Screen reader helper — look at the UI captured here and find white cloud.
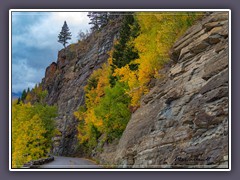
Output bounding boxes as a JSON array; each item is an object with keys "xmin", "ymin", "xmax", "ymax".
[
  {"xmin": 13, "ymin": 12, "xmax": 91, "ymax": 50},
  {"xmin": 12, "ymin": 12, "xmax": 91, "ymax": 92},
  {"xmin": 51, "ymin": 12, "xmax": 90, "ymax": 25}
]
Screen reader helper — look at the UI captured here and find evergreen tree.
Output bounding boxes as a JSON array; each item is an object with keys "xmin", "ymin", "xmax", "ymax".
[
  {"xmin": 112, "ymin": 14, "xmax": 139, "ymax": 69},
  {"xmin": 58, "ymin": 21, "xmax": 72, "ymax": 48},
  {"xmin": 87, "ymin": 12, "xmax": 109, "ymax": 31},
  {"xmin": 108, "ymin": 12, "xmax": 121, "ymax": 20},
  {"xmin": 17, "ymin": 97, "xmax": 21, "ymax": 104},
  {"xmin": 21, "ymin": 89, "xmax": 27, "ymax": 102},
  {"xmin": 109, "ymin": 14, "xmax": 140, "ymax": 86}
]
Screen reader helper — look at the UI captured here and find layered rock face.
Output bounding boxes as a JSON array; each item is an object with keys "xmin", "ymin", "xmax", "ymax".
[
  {"xmin": 114, "ymin": 12, "xmax": 229, "ymax": 168},
  {"xmin": 42, "ymin": 20, "xmax": 121, "ymax": 156}
]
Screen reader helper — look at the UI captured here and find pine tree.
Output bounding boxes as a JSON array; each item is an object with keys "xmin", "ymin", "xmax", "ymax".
[
  {"xmin": 108, "ymin": 12, "xmax": 121, "ymax": 20},
  {"xmin": 21, "ymin": 89, "xmax": 27, "ymax": 102},
  {"xmin": 109, "ymin": 14, "xmax": 140, "ymax": 86},
  {"xmin": 58, "ymin": 21, "xmax": 72, "ymax": 48},
  {"xmin": 87, "ymin": 12, "xmax": 109, "ymax": 31},
  {"xmin": 17, "ymin": 97, "xmax": 21, "ymax": 104},
  {"xmin": 112, "ymin": 14, "xmax": 139, "ymax": 70}
]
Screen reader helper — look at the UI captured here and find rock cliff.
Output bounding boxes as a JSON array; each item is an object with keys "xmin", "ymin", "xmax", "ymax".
[
  {"xmin": 98, "ymin": 12, "xmax": 229, "ymax": 168},
  {"xmin": 41, "ymin": 12, "xmax": 229, "ymax": 168},
  {"xmin": 42, "ymin": 19, "xmax": 121, "ymax": 156}
]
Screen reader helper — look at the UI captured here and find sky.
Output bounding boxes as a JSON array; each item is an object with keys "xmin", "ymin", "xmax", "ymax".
[{"xmin": 12, "ymin": 11, "xmax": 91, "ymax": 93}]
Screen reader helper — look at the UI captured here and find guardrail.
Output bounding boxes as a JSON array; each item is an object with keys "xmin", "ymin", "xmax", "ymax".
[{"xmin": 22, "ymin": 155, "xmax": 54, "ymax": 168}]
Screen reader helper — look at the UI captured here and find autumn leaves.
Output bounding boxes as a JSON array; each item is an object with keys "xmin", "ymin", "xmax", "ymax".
[{"xmin": 74, "ymin": 12, "xmax": 200, "ymax": 154}]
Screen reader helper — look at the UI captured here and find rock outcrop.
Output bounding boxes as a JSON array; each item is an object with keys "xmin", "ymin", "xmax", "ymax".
[
  {"xmin": 110, "ymin": 12, "xmax": 229, "ymax": 168},
  {"xmin": 41, "ymin": 19, "xmax": 122, "ymax": 156}
]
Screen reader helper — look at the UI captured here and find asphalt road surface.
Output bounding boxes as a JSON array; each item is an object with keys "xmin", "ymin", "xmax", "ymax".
[{"xmin": 39, "ymin": 156, "xmax": 100, "ymax": 168}]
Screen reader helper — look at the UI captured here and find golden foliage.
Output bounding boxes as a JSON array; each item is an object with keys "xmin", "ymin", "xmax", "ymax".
[
  {"xmin": 114, "ymin": 12, "xmax": 201, "ymax": 106},
  {"xmin": 75, "ymin": 62, "xmax": 111, "ymax": 144},
  {"xmin": 12, "ymin": 102, "xmax": 57, "ymax": 168},
  {"xmin": 74, "ymin": 12, "xmax": 201, "ymax": 151}
]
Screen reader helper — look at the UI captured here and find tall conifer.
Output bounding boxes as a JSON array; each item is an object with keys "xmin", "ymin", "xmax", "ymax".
[{"xmin": 58, "ymin": 21, "xmax": 72, "ymax": 48}]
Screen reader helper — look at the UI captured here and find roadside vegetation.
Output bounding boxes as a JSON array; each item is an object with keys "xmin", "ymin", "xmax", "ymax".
[{"xmin": 12, "ymin": 85, "xmax": 57, "ymax": 168}]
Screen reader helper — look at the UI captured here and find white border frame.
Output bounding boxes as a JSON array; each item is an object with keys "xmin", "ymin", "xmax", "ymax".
[{"xmin": 9, "ymin": 9, "xmax": 231, "ymax": 171}]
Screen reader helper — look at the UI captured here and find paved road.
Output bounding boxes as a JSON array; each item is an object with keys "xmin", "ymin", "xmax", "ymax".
[{"xmin": 39, "ymin": 156, "xmax": 100, "ymax": 168}]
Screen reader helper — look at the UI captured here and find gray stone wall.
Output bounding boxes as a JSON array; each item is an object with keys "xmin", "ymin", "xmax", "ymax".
[{"xmin": 112, "ymin": 12, "xmax": 229, "ymax": 168}]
